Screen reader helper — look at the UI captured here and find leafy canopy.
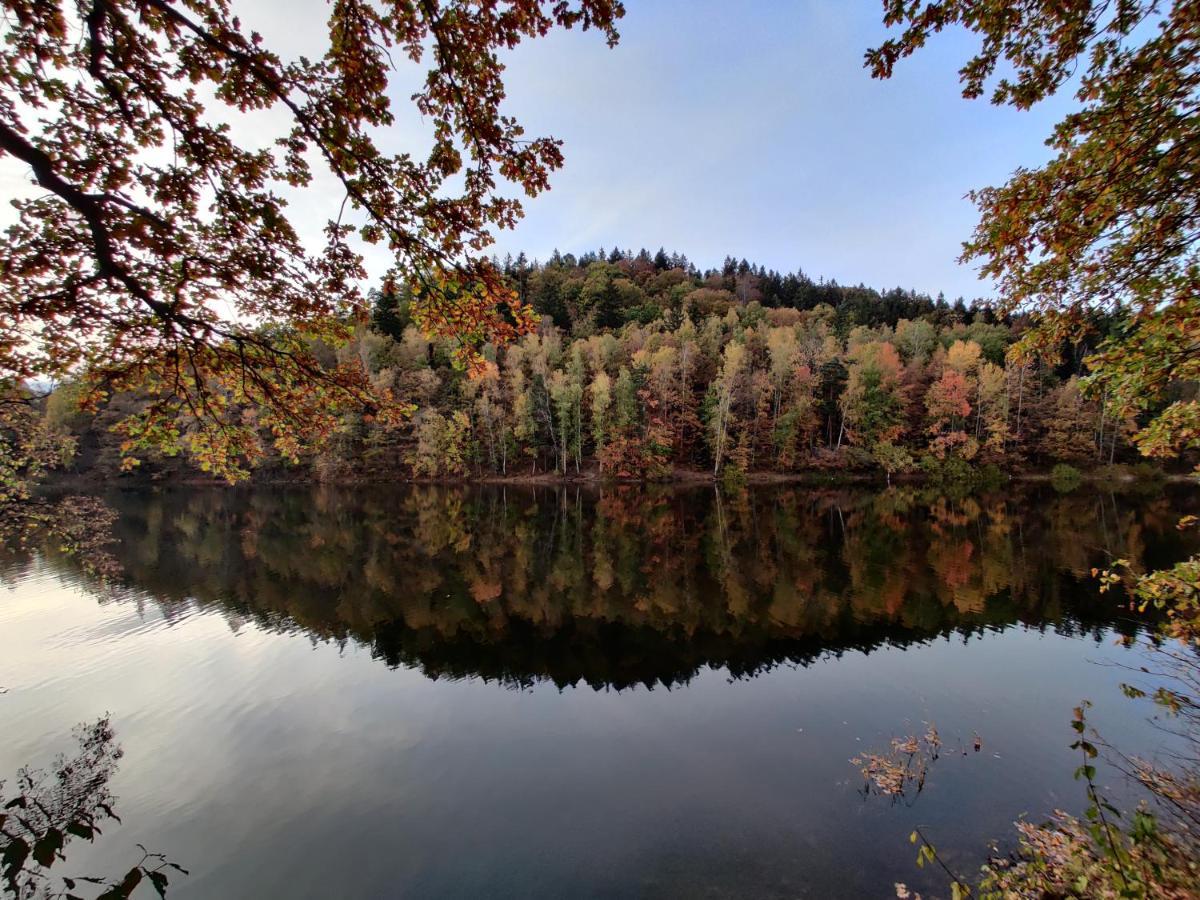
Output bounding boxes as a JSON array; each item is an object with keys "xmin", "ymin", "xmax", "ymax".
[
  {"xmin": 868, "ymin": 0, "xmax": 1200, "ymax": 459},
  {"xmin": 0, "ymin": 0, "xmax": 623, "ymax": 477}
]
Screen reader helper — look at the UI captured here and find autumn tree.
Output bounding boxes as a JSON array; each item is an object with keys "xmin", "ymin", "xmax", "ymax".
[
  {"xmin": 590, "ymin": 371, "xmax": 612, "ymax": 471},
  {"xmin": 868, "ymin": 0, "xmax": 1200, "ymax": 460},
  {"xmin": 0, "ymin": 0, "xmax": 623, "ymax": 481},
  {"xmin": 925, "ymin": 369, "xmax": 975, "ymax": 460},
  {"xmin": 549, "ymin": 368, "xmax": 584, "ymax": 474},
  {"xmin": 1037, "ymin": 377, "xmax": 1097, "ymax": 463},
  {"xmin": 708, "ymin": 340, "xmax": 747, "ymax": 475},
  {"xmin": 872, "ymin": 2, "xmax": 1200, "ymax": 892},
  {"xmin": 840, "ymin": 341, "xmax": 906, "ymax": 453}
]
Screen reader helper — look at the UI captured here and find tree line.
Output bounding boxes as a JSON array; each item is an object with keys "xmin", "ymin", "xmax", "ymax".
[{"xmin": 40, "ymin": 246, "xmax": 1177, "ymax": 483}]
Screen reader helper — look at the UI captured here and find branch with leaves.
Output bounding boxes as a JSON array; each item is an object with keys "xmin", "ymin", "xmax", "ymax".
[{"xmin": 0, "ymin": 0, "xmax": 623, "ymax": 479}]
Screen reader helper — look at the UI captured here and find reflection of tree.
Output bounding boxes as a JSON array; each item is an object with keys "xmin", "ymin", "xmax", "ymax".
[
  {"xmin": 0, "ymin": 495, "xmax": 119, "ymax": 583},
  {"xmin": 10, "ymin": 484, "xmax": 1196, "ymax": 690},
  {"xmin": 0, "ymin": 718, "xmax": 184, "ymax": 899}
]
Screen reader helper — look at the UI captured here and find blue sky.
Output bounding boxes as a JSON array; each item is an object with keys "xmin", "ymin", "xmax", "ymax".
[
  {"xmin": 485, "ymin": 0, "xmax": 1074, "ymax": 301},
  {"xmin": 0, "ymin": 1, "xmax": 1075, "ymax": 303}
]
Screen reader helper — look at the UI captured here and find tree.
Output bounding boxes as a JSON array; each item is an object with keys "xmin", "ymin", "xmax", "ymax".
[
  {"xmin": 872, "ymin": 5, "xmax": 1200, "ymax": 892},
  {"xmin": 868, "ymin": 0, "xmax": 1200, "ymax": 460},
  {"xmin": 407, "ymin": 410, "xmax": 470, "ymax": 477},
  {"xmin": 709, "ymin": 341, "xmax": 747, "ymax": 475},
  {"xmin": 549, "ymin": 368, "xmax": 584, "ymax": 473},
  {"xmin": 841, "ymin": 341, "xmax": 906, "ymax": 451},
  {"xmin": 894, "ymin": 318, "xmax": 937, "ymax": 366},
  {"xmin": 1037, "ymin": 377, "xmax": 1097, "ymax": 462},
  {"xmin": 872, "ymin": 441, "xmax": 914, "ymax": 485},
  {"xmin": 590, "ymin": 371, "xmax": 613, "ymax": 471},
  {"xmin": 369, "ymin": 284, "xmax": 412, "ymax": 342},
  {"xmin": 925, "ymin": 369, "xmax": 976, "ymax": 460},
  {"xmin": 0, "ymin": 0, "xmax": 624, "ymax": 480},
  {"xmin": 975, "ymin": 360, "xmax": 1010, "ymax": 456}
]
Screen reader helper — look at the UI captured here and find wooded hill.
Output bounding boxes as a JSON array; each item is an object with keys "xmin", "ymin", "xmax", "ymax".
[{"xmin": 42, "ymin": 247, "xmax": 1179, "ymax": 482}]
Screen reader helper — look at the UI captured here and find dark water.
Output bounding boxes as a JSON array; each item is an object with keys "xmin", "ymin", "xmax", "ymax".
[{"xmin": 1, "ymin": 483, "xmax": 1196, "ymax": 898}]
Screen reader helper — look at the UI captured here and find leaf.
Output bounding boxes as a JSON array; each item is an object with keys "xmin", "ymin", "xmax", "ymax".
[
  {"xmin": 32, "ymin": 826, "xmax": 63, "ymax": 866},
  {"xmin": 148, "ymin": 869, "xmax": 169, "ymax": 898},
  {"xmin": 2, "ymin": 836, "xmax": 29, "ymax": 881},
  {"xmin": 98, "ymin": 802, "xmax": 121, "ymax": 824}
]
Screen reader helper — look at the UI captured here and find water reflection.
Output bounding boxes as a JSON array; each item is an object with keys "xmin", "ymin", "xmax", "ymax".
[
  {"xmin": 8, "ymin": 483, "xmax": 1192, "ymax": 690},
  {"xmin": 0, "ymin": 717, "xmax": 185, "ymax": 899}
]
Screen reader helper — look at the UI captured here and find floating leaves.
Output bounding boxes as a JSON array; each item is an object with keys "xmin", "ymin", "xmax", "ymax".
[{"xmin": 852, "ymin": 725, "xmax": 945, "ymax": 801}]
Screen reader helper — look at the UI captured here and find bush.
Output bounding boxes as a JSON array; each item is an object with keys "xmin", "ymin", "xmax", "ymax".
[
  {"xmin": 1133, "ymin": 461, "xmax": 1166, "ymax": 481},
  {"xmin": 919, "ymin": 453, "xmax": 975, "ymax": 485},
  {"xmin": 1050, "ymin": 462, "xmax": 1082, "ymax": 493},
  {"xmin": 975, "ymin": 463, "xmax": 1006, "ymax": 490}
]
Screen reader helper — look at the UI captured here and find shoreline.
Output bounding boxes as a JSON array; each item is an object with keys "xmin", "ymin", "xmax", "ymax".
[{"xmin": 41, "ymin": 466, "xmax": 1197, "ymax": 491}]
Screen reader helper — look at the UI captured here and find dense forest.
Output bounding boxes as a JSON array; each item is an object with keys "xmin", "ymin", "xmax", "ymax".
[{"xmin": 43, "ymin": 247, "xmax": 1173, "ymax": 484}]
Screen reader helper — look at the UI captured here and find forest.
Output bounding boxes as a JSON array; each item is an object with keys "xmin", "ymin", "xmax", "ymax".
[
  {"xmin": 41, "ymin": 247, "xmax": 1172, "ymax": 485},
  {"xmin": 5, "ymin": 0, "xmax": 1200, "ymax": 896}
]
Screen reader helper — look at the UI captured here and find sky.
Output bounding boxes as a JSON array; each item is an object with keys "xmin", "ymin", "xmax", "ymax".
[
  {"xmin": 483, "ymin": 0, "xmax": 1074, "ymax": 300},
  {"xmin": 0, "ymin": 0, "xmax": 1076, "ymax": 303}
]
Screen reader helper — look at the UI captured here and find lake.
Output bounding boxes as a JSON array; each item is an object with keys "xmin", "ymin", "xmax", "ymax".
[{"xmin": 1, "ymin": 482, "xmax": 1196, "ymax": 898}]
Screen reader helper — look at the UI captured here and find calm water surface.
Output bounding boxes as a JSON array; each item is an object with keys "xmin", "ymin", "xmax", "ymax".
[{"xmin": 1, "ymin": 483, "xmax": 1196, "ymax": 898}]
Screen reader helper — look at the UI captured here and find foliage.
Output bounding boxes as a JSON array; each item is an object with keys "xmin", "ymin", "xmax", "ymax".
[
  {"xmin": 842, "ymin": 341, "xmax": 906, "ymax": 450},
  {"xmin": 41, "ymin": 264, "xmax": 1175, "ymax": 483},
  {"xmin": 0, "ymin": 393, "xmax": 118, "ymax": 577},
  {"xmin": 407, "ymin": 410, "xmax": 471, "ymax": 478},
  {"xmin": 1050, "ymin": 463, "xmax": 1083, "ymax": 494},
  {"xmin": 873, "ymin": 442, "xmax": 915, "ymax": 484},
  {"xmin": 871, "ymin": 4, "xmax": 1200, "ymax": 895},
  {"xmin": 0, "ymin": 717, "xmax": 186, "ymax": 898},
  {"xmin": 971, "ymin": 703, "xmax": 1200, "ymax": 899},
  {"xmin": 852, "ymin": 725, "xmax": 942, "ymax": 801},
  {"xmin": 868, "ymin": 0, "xmax": 1200, "ymax": 474},
  {"xmin": 0, "ymin": 0, "xmax": 624, "ymax": 479}
]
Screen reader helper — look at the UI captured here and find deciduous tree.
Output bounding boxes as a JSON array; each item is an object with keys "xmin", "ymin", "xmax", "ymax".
[{"xmin": 0, "ymin": 0, "xmax": 623, "ymax": 479}]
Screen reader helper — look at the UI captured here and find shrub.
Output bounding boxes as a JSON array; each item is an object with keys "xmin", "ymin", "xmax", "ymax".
[{"xmin": 1050, "ymin": 462, "xmax": 1082, "ymax": 493}]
